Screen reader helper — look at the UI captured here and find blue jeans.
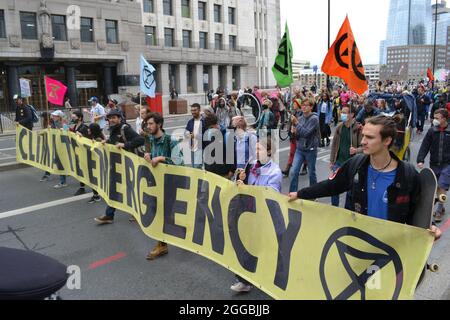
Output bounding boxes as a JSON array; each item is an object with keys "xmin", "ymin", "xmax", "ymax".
[
  {"xmin": 289, "ymin": 149, "xmax": 318, "ymax": 193},
  {"xmin": 191, "ymin": 150, "xmax": 203, "ymax": 169},
  {"xmin": 330, "ymin": 163, "xmax": 352, "ymax": 209},
  {"xmin": 60, "ymin": 175, "xmax": 66, "ymax": 184},
  {"xmin": 105, "ymin": 206, "xmax": 116, "ymax": 219}
]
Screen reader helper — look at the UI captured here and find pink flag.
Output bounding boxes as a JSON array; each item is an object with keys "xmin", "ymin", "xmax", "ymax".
[{"xmin": 45, "ymin": 76, "xmax": 67, "ymax": 106}]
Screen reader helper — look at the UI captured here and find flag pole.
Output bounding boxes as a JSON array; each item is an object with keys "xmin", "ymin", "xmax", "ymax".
[
  {"xmin": 44, "ymin": 75, "xmax": 49, "ymax": 129},
  {"xmin": 432, "ymin": 0, "xmax": 438, "ymax": 90},
  {"xmin": 326, "ymin": 0, "xmax": 331, "ymax": 93}
]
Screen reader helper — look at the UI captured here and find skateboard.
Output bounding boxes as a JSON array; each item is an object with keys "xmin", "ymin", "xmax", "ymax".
[{"xmin": 412, "ymin": 168, "xmax": 441, "ymax": 286}]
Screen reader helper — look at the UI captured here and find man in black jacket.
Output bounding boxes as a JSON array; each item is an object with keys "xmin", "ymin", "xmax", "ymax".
[
  {"xmin": 14, "ymin": 95, "xmax": 33, "ymax": 131},
  {"xmin": 416, "ymin": 86, "xmax": 431, "ymax": 134},
  {"xmin": 289, "ymin": 115, "xmax": 441, "ymax": 240},
  {"xmin": 418, "ymin": 109, "xmax": 450, "ymax": 223},
  {"xmin": 70, "ymin": 110, "xmax": 90, "ymax": 196},
  {"xmin": 95, "ymin": 109, "xmax": 145, "ymax": 224}
]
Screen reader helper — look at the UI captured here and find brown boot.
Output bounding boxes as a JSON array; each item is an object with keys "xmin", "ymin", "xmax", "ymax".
[{"xmin": 146, "ymin": 242, "xmax": 168, "ymax": 260}]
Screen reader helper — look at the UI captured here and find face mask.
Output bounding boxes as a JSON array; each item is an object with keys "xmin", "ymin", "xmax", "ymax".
[
  {"xmin": 341, "ymin": 114, "xmax": 348, "ymax": 122},
  {"xmin": 433, "ymin": 120, "xmax": 441, "ymax": 127}
]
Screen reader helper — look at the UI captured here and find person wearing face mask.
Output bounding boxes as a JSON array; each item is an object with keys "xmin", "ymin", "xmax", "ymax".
[
  {"xmin": 418, "ymin": 109, "xmax": 450, "ymax": 223},
  {"xmin": 329, "ymin": 105, "xmax": 363, "ymax": 208}
]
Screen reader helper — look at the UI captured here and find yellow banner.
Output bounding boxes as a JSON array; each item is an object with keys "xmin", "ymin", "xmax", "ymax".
[{"xmin": 16, "ymin": 126, "xmax": 434, "ymax": 300}]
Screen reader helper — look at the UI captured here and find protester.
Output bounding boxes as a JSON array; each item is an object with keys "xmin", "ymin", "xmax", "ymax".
[
  {"xmin": 289, "ymin": 115, "xmax": 442, "ymax": 241},
  {"xmin": 417, "ymin": 109, "xmax": 450, "ymax": 223},
  {"xmin": 317, "ymin": 92, "xmax": 333, "ymax": 147},
  {"xmin": 50, "ymin": 110, "xmax": 69, "ymax": 189},
  {"xmin": 329, "ymin": 105, "xmax": 362, "ymax": 208},
  {"xmin": 95, "ymin": 109, "xmax": 144, "ymax": 225},
  {"xmin": 70, "ymin": 110, "xmax": 90, "ymax": 196},
  {"xmin": 14, "ymin": 95, "xmax": 33, "ymax": 131},
  {"xmin": 185, "ymin": 103, "xmax": 206, "ymax": 169},
  {"xmin": 143, "ymin": 112, "xmax": 183, "ymax": 260},
  {"xmin": 289, "ymin": 98, "xmax": 320, "ymax": 193},
  {"xmin": 232, "ymin": 137, "xmax": 282, "ymax": 293},
  {"xmin": 89, "ymin": 97, "xmax": 107, "ymax": 131}
]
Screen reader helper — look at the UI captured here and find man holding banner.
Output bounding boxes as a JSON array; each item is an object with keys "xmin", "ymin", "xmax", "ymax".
[
  {"xmin": 143, "ymin": 112, "xmax": 183, "ymax": 260},
  {"xmin": 289, "ymin": 115, "xmax": 442, "ymax": 240},
  {"xmin": 95, "ymin": 109, "xmax": 145, "ymax": 225}
]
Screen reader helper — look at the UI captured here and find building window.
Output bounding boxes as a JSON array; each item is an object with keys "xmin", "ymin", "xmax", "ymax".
[
  {"xmin": 105, "ymin": 20, "xmax": 118, "ymax": 43},
  {"xmin": 143, "ymin": 0, "xmax": 154, "ymax": 13},
  {"xmin": 215, "ymin": 33, "xmax": 222, "ymax": 50},
  {"xmin": 229, "ymin": 35, "xmax": 236, "ymax": 51},
  {"xmin": 181, "ymin": 0, "xmax": 190, "ymax": 18},
  {"xmin": 187, "ymin": 65, "xmax": 195, "ymax": 92},
  {"xmin": 80, "ymin": 17, "xmax": 94, "ymax": 42},
  {"xmin": 145, "ymin": 26, "xmax": 156, "ymax": 46},
  {"xmin": 163, "ymin": 0, "xmax": 173, "ymax": 16},
  {"xmin": 214, "ymin": 4, "xmax": 221, "ymax": 23},
  {"xmin": 165, "ymin": 28, "xmax": 174, "ymax": 47},
  {"xmin": 183, "ymin": 30, "xmax": 192, "ymax": 48},
  {"xmin": 0, "ymin": 10, "xmax": 5, "ymax": 38},
  {"xmin": 20, "ymin": 12, "xmax": 37, "ymax": 40},
  {"xmin": 199, "ymin": 32, "xmax": 208, "ymax": 49},
  {"xmin": 51, "ymin": 15, "xmax": 67, "ymax": 41},
  {"xmin": 198, "ymin": 1, "xmax": 207, "ymax": 20},
  {"xmin": 228, "ymin": 7, "xmax": 236, "ymax": 25}
]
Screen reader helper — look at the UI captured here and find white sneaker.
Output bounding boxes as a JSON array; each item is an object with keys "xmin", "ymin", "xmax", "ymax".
[
  {"xmin": 230, "ymin": 282, "xmax": 252, "ymax": 293},
  {"xmin": 54, "ymin": 183, "xmax": 68, "ymax": 189}
]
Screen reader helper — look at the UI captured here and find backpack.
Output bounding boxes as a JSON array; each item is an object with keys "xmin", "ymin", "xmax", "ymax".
[
  {"xmin": 120, "ymin": 124, "xmax": 145, "ymax": 157},
  {"xmin": 28, "ymin": 105, "xmax": 39, "ymax": 123}
]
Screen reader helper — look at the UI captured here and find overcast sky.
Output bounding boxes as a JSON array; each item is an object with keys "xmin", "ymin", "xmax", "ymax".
[{"xmin": 280, "ymin": 0, "xmax": 391, "ymax": 67}]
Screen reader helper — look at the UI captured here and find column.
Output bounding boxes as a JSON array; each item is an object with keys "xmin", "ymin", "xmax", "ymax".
[
  {"xmin": 211, "ymin": 65, "xmax": 219, "ymax": 91},
  {"xmin": 103, "ymin": 63, "xmax": 115, "ymax": 98},
  {"xmin": 195, "ymin": 64, "xmax": 203, "ymax": 94},
  {"xmin": 178, "ymin": 64, "xmax": 187, "ymax": 95},
  {"xmin": 160, "ymin": 64, "xmax": 170, "ymax": 96},
  {"xmin": 65, "ymin": 63, "xmax": 78, "ymax": 108},
  {"xmin": 226, "ymin": 66, "xmax": 233, "ymax": 92},
  {"xmin": 6, "ymin": 64, "xmax": 19, "ymax": 111}
]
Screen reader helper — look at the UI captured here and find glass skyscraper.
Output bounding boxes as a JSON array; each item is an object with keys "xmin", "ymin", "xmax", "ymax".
[{"xmin": 380, "ymin": 0, "xmax": 432, "ymax": 64}]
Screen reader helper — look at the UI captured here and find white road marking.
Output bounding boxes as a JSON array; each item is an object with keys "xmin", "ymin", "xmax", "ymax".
[
  {"xmin": 0, "ymin": 147, "xmax": 16, "ymax": 151},
  {"xmin": 0, "ymin": 193, "xmax": 93, "ymax": 220}
]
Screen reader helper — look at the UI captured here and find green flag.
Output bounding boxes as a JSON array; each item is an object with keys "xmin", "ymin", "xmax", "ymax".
[{"xmin": 272, "ymin": 23, "xmax": 293, "ymax": 88}]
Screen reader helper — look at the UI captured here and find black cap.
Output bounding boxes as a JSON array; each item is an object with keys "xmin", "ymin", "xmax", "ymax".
[{"xmin": 107, "ymin": 109, "xmax": 123, "ymax": 118}]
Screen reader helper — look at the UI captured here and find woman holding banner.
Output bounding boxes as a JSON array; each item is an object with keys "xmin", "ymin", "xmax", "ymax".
[{"xmin": 232, "ymin": 138, "xmax": 282, "ymax": 293}]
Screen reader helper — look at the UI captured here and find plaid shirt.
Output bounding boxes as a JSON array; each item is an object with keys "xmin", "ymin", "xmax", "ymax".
[{"xmin": 148, "ymin": 133, "xmax": 183, "ymax": 166}]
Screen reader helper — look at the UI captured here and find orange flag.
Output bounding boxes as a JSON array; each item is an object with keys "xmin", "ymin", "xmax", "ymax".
[
  {"xmin": 427, "ymin": 68, "xmax": 435, "ymax": 82},
  {"xmin": 322, "ymin": 16, "xmax": 368, "ymax": 95}
]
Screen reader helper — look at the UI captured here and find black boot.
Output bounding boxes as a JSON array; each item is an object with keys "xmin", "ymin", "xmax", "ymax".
[
  {"xmin": 282, "ymin": 165, "xmax": 291, "ymax": 177},
  {"xmin": 300, "ymin": 164, "xmax": 308, "ymax": 176}
]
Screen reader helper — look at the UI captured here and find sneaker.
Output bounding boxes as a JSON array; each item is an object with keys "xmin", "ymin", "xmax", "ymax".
[
  {"xmin": 230, "ymin": 282, "xmax": 252, "ymax": 293},
  {"xmin": 74, "ymin": 188, "xmax": 86, "ymax": 196},
  {"xmin": 88, "ymin": 196, "xmax": 101, "ymax": 204},
  {"xmin": 94, "ymin": 215, "xmax": 114, "ymax": 224},
  {"xmin": 40, "ymin": 175, "xmax": 49, "ymax": 182},
  {"xmin": 53, "ymin": 183, "xmax": 68, "ymax": 189},
  {"xmin": 146, "ymin": 242, "xmax": 168, "ymax": 260},
  {"xmin": 434, "ymin": 211, "xmax": 444, "ymax": 223}
]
